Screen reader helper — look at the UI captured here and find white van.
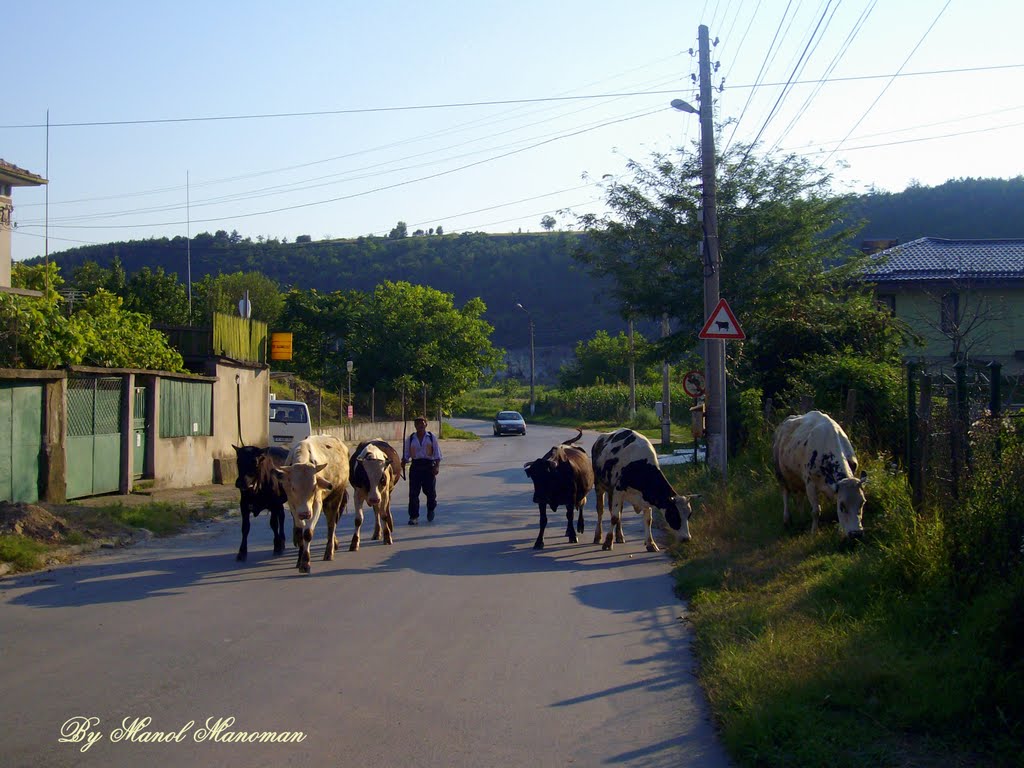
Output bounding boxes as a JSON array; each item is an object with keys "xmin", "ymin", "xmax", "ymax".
[{"xmin": 268, "ymin": 399, "xmax": 312, "ymax": 448}]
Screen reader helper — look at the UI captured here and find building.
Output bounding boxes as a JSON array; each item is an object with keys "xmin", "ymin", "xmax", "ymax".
[
  {"xmin": 0, "ymin": 159, "xmax": 47, "ymax": 292},
  {"xmin": 862, "ymin": 237, "xmax": 1024, "ymax": 372}
]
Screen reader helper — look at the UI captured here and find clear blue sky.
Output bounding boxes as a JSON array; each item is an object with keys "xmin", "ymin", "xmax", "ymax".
[{"xmin": 6, "ymin": 0, "xmax": 1023, "ymax": 263}]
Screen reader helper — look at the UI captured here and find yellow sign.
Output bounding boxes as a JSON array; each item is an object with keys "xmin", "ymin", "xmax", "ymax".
[{"xmin": 270, "ymin": 332, "xmax": 293, "ymax": 361}]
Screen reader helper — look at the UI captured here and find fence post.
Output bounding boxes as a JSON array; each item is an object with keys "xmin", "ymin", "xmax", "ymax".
[
  {"xmin": 951, "ymin": 362, "xmax": 969, "ymax": 498},
  {"xmin": 844, "ymin": 388, "xmax": 858, "ymax": 427},
  {"xmin": 906, "ymin": 361, "xmax": 917, "ymax": 491},
  {"xmin": 916, "ymin": 372, "xmax": 931, "ymax": 511},
  {"xmin": 988, "ymin": 361, "xmax": 1002, "ymax": 418}
]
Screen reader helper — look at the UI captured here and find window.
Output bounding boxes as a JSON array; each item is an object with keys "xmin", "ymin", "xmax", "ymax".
[{"xmin": 941, "ymin": 292, "xmax": 959, "ymax": 333}]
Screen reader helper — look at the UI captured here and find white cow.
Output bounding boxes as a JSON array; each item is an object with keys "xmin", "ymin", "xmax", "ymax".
[
  {"xmin": 276, "ymin": 435, "xmax": 350, "ymax": 573},
  {"xmin": 772, "ymin": 410, "xmax": 867, "ymax": 540}
]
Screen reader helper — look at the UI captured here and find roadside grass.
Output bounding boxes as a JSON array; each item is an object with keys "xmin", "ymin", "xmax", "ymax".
[
  {"xmin": 103, "ymin": 501, "xmax": 217, "ymax": 536},
  {"xmin": 0, "ymin": 535, "xmax": 53, "ymax": 572},
  {"xmin": 665, "ymin": 444, "xmax": 1017, "ymax": 768},
  {"xmin": 440, "ymin": 422, "xmax": 480, "ymax": 440}
]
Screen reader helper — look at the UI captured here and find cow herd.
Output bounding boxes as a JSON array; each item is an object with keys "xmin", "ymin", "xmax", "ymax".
[{"xmin": 233, "ymin": 410, "xmax": 868, "ymax": 575}]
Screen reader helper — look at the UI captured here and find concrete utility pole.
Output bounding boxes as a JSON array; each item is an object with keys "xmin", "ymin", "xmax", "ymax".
[{"xmin": 698, "ymin": 24, "xmax": 727, "ymax": 479}]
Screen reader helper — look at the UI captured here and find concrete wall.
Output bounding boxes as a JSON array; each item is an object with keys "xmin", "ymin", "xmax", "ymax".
[{"xmin": 0, "ymin": 189, "xmax": 12, "ymax": 288}]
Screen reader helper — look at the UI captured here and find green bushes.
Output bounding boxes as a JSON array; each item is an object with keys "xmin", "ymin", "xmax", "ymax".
[{"xmin": 539, "ymin": 382, "xmax": 693, "ymax": 421}]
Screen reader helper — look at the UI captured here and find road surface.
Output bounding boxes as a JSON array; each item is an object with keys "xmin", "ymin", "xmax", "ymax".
[{"xmin": 0, "ymin": 420, "xmax": 730, "ymax": 768}]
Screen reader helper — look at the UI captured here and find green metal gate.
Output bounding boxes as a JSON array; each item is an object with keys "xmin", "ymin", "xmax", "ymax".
[
  {"xmin": 66, "ymin": 377, "xmax": 123, "ymax": 499},
  {"xmin": 0, "ymin": 382, "xmax": 44, "ymax": 503},
  {"xmin": 132, "ymin": 386, "xmax": 148, "ymax": 480}
]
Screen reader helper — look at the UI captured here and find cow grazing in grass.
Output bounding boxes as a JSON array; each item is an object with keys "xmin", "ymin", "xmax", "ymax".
[
  {"xmin": 349, "ymin": 439, "xmax": 401, "ymax": 551},
  {"xmin": 275, "ymin": 435, "xmax": 350, "ymax": 574},
  {"xmin": 523, "ymin": 429, "xmax": 594, "ymax": 549},
  {"xmin": 591, "ymin": 428, "xmax": 698, "ymax": 552},
  {"xmin": 233, "ymin": 445, "xmax": 289, "ymax": 561},
  {"xmin": 772, "ymin": 410, "xmax": 867, "ymax": 540}
]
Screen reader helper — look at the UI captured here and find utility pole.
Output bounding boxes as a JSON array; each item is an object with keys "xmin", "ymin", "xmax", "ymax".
[
  {"xmin": 698, "ymin": 24, "xmax": 727, "ymax": 479},
  {"xmin": 661, "ymin": 313, "xmax": 671, "ymax": 447}
]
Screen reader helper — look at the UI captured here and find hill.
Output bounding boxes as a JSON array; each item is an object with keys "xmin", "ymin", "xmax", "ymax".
[{"xmin": 32, "ymin": 176, "xmax": 1024, "ymax": 351}]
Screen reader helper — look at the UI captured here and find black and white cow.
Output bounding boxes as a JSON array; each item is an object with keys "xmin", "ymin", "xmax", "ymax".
[
  {"xmin": 772, "ymin": 410, "xmax": 867, "ymax": 540},
  {"xmin": 591, "ymin": 428, "xmax": 698, "ymax": 552},
  {"xmin": 232, "ymin": 445, "xmax": 289, "ymax": 561},
  {"xmin": 348, "ymin": 439, "xmax": 402, "ymax": 551},
  {"xmin": 523, "ymin": 429, "xmax": 594, "ymax": 549}
]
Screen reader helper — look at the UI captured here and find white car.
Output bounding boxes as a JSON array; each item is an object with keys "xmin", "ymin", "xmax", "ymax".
[{"xmin": 493, "ymin": 410, "xmax": 527, "ymax": 436}]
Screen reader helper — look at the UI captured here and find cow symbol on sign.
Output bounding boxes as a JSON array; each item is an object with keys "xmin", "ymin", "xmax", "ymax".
[{"xmin": 699, "ymin": 298, "xmax": 746, "ymax": 340}]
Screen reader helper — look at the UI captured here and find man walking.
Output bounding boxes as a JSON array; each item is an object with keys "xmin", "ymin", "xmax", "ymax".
[{"xmin": 402, "ymin": 416, "xmax": 443, "ymax": 524}]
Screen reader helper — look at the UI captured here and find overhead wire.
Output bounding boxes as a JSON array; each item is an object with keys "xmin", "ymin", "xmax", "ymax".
[{"xmin": 822, "ymin": 0, "xmax": 954, "ymax": 166}]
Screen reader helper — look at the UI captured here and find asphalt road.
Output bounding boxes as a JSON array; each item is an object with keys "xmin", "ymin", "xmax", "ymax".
[{"xmin": 0, "ymin": 420, "xmax": 730, "ymax": 768}]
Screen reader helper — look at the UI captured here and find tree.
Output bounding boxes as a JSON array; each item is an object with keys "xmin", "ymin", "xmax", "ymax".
[
  {"xmin": 540, "ymin": 215, "xmax": 557, "ymax": 231},
  {"xmin": 388, "ymin": 221, "xmax": 409, "ymax": 239},
  {"xmin": 558, "ymin": 330, "xmax": 659, "ymax": 388},
  {"xmin": 1, "ymin": 263, "xmax": 184, "ymax": 371},
  {"xmin": 279, "ymin": 281, "xmax": 503, "ymax": 410},
  {"xmin": 123, "ymin": 266, "xmax": 190, "ymax": 325},
  {"xmin": 574, "ymin": 138, "xmax": 908, "ymax": 411},
  {"xmin": 192, "ymin": 271, "xmax": 284, "ymax": 327}
]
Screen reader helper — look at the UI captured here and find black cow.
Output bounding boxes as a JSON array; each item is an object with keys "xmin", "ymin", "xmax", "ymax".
[
  {"xmin": 523, "ymin": 429, "xmax": 594, "ymax": 549},
  {"xmin": 233, "ymin": 445, "xmax": 289, "ymax": 561}
]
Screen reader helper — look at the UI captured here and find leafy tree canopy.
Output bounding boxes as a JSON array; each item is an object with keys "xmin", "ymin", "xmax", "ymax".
[
  {"xmin": 574, "ymin": 138, "xmax": 910, "ymax": 405},
  {"xmin": 2, "ymin": 263, "xmax": 185, "ymax": 371},
  {"xmin": 558, "ymin": 329, "xmax": 661, "ymax": 388}
]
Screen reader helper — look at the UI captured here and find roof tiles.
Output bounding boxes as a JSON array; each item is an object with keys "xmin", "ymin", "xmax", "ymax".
[{"xmin": 862, "ymin": 237, "xmax": 1024, "ymax": 283}]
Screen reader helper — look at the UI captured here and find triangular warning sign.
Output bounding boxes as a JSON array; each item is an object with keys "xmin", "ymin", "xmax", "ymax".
[{"xmin": 699, "ymin": 298, "xmax": 745, "ymax": 340}]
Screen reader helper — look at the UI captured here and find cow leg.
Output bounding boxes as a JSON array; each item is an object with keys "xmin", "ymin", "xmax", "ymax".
[
  {"xmin": 372, "ymin": 509, "xmax": 382, "ymax": 541},
  {"xmin": 298, "ymin": 528, "xmax": 312, "ymax": 573},
  {"xmin": 782, "ymin": 487, "xmax": 791, "ymax": 527},
  {"xmin": 534, "ymin": 504, "xmax": 548, "ymax": 550},
  {"xmin": 382, "ymin": 497, "xmax": 395, "ymax": 545},
  {"xmin": 293, "ymin": 525, "xmax": 303, "ymax": 549},
  {"xmin": 349, "ymin": 505, "xmax": 364, "ymax": 552},
  {"xmin": 564, "ymin": 506, "xmax": 578, "ymax": 544},
  {"xmin": 804, "ymin": 483, "xmax": 821, "ymax": 533},
  {"xmin": 271, "ymin": 506, "xmax": 285, "ymax": 556},
  {"xmin": 643, "ymin": 508, "xmax": 659, "ymax": 552},
  {"xmin": 576, "ymin": 506, "xmax": 585, "ymax": 534},
  {"xmin": 603, "ymin": 501, "xmax": 621, "ymax": 551},
  {"xmin": 323, "ymin": 512, "xmax": 338, "ymax": 560},
  {"xmin": 237, "ymin": 504, "xmax": 251, "ymax": 561},
  {"xmin": 593, "ymin": 489, "xmax": 605, "ymax": 545},
  {"xmin": 614, "ymin": 509, "xmax": 627, "ymax": 544}
]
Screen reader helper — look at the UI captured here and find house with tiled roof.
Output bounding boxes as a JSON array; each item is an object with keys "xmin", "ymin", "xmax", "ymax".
[
  {"xmin": 862, "ymin": 237, "xmax": 1024, "ymax": 372},
  {"xmin": 0, "ymin": 159, "xmax": 48, "ymax": 294}
]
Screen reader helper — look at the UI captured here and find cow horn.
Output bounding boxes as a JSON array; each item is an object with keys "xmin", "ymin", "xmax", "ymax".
[{"xmin": 313, "ymin": 461, "xmax": 328, "ymax": 474}]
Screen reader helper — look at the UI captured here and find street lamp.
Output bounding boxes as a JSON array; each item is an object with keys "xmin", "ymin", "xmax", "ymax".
[{"xmin": 515, "ymin": 303, "xmax": 535, "ymax": 416}]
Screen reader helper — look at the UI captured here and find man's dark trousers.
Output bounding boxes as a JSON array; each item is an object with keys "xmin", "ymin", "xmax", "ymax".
[{"xmin": 408, "ymin": 459, "xmax": 437, "ymax": 521}]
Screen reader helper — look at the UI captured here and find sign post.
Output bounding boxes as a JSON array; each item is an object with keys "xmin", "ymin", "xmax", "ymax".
[{"xmin": 698, "ymin": 299, "xmax": 744, "ymax": 480}]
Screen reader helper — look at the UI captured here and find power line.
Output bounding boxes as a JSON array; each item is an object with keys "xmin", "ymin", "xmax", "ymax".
[
  {"xmin": 822, "ymin": 0, "xmax": 954, "ymax": 166},
  {"xmin": 3, "ymin": 62, "xmax": 1020, "ymax": 131}
]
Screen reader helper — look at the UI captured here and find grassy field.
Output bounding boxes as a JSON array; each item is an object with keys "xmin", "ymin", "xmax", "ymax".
[{"xmin": 662, "ymin": 439, "xmax": 1022, "ymax": 768}]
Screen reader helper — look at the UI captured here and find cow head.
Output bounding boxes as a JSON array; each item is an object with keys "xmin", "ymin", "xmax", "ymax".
[
  {"xmin": 233, "ymin": 445, "xmax": 262, "ymax": 493},
  {"xmin": 663, "ymin": 494, "xmax": 700, "ymax": 542},
  {"xmin": 358, "ymin": 455, "xmax": 389, "ymax": 505},
  {"xmin": 275, "ymin": 461, "xmax": 332, "ymax": 524},
  {"xmin": 831, "ymin": 471, "xmax": 867, "ymax": 540}
]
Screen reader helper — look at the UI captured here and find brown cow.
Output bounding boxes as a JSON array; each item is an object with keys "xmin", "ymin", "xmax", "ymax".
[{"xmin": 275, "ymin": 435, "xmax": 350, "ymax": 574}]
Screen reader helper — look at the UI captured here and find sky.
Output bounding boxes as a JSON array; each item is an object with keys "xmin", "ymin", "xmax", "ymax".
[{"xmin": 5, "ymin": 0, "xmax": 1024, "ymax": 264}]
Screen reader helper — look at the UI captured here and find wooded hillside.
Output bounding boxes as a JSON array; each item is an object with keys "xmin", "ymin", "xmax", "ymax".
[{"xmin": 32, "ymin": 176, "xmax": 1024, "ymax": 349}]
